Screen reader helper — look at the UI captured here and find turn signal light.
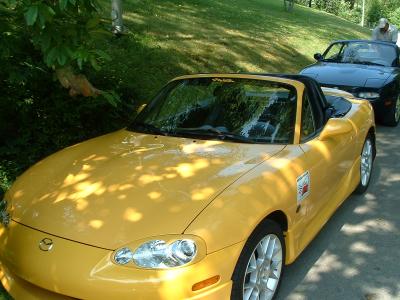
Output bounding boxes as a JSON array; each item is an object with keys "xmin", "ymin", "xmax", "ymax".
[
  {"xmin": 192, "ymin": 275, "xmax": 220, "ymax": 291},
  {"xmin": 384, "ymin": 100, "xmax": 392, "ymax": 106}
]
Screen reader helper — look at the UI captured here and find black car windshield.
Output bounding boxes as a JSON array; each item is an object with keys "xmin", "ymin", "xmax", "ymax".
[
  {"xmin": 323, "ymin": 41, "xmax": 397, "ymax": 67},
  {"xmin": 128, "ymin": 77, "xmax": 297, "ymax": 144}
]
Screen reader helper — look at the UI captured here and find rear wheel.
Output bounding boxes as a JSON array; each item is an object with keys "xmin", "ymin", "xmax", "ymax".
[
  {"xmin": 383, "ymin": 95, "xmax": 400, "ymax": 126},
  {"xmin": 354, "ymin": 135, "xmax": 375, "ymax": 194},
  {"xmin": 231, "ymin": 220, "xmax": 285, "ymax": 300}
]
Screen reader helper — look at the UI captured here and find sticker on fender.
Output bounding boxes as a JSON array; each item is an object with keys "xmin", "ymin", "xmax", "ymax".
[{"xmin": 297, "ymin": 171, "xmax": 310, "ymax": 204}]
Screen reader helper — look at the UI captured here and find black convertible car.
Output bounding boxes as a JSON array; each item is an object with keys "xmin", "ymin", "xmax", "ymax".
[{"xmin": 300, "ymin": 40, "xmax": 400, "ymax": 126}]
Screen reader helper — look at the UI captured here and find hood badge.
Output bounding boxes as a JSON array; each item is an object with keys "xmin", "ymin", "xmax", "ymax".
[{"xmin": 39, "ymin": 238, "xmax": 54, "ymax": 251}]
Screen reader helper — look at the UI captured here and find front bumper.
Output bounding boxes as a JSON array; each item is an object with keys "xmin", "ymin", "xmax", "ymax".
[
  {"xmin": 368, "ymin": 98, "xmax": 389, "ymax": 120},
  {"xmin": 0, "ymin": 221, "xmax": 244, "ymax": 300}
]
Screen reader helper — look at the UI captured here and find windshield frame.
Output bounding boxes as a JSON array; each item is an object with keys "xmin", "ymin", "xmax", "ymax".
[
  {"xmin": 128, "ymin": 75, "xmax": 302, "ymax": 145},
  {"xmin": 322, "ymin": 40, "xmax": 399, "ymax": 67}
]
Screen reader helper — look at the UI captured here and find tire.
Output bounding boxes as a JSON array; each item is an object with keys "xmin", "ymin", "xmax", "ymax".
[
  {"xmin": 231, "ymin": 220, "xmax": 285, "ymax": 300},
  {"xmin": 383, "ymin": 95, "xmax": 400, "ymax": 127},
  {"xmin": 354, "ymin": 135, "xmax": 375, "ymax": 194}
]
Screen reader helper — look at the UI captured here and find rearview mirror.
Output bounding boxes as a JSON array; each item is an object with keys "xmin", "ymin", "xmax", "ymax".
[
  {"xmin": 319, "ymin": 118, "xmax": 353, "ymax": 141},
  {"xmin": 314, "ymin": 53, "xmax": 323, "ymax": 61}
]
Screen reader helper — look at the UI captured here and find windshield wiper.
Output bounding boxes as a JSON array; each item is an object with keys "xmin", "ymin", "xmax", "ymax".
[
  {"xmin": 321, "ymin": 58, "xmax": 338, "ymax": 63},
  {"xmin": 355, "ymin": 61, "xmax": 386, "ymax": 67},
  {"xmin": 128, "ymin": 122, "xmax": 167, "ymax": 135},
  {"xmin": 216, "ymin": 132, "xmax": 254, "ymax": 143},
  {"xmin": 174, "ymin": 127, "xmax": 254, "ymax": 143}
]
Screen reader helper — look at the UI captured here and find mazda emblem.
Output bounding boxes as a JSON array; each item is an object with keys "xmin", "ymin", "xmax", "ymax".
[{"xmin": 39, "ymin": 238, "xmax": 54, "ymax": 251}]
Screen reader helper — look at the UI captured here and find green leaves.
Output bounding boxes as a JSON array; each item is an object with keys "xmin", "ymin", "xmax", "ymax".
[
  {"xmin": 45, "ymin": 47, "xmax": 58, "ymax": 66},
  {"xmin": 57, "ymin": 0, "xmax": 79, "ymax": 11},
  {"xmin": 6, "ymin": 0, "xmax": 118, "ymax": 103},
  {"xmin": 86, "ymin": 17, "xmax": 100, "ymax": 29},
  {"xmin": 44, "ymin": 46, "xmax": 79, "ymax": 67},
  {"xmin": 24, "ymin": 5, "xmax": 38, "ymax": 25},
  {"xmin": 20, "ymin": 0, "xmax": 111, "ymax": 72},
  {"xmin": 37, "ymin": 4, "xmax": 55, "ymax": 27},
  {"xmin": 90, "ymin": 56, "xmax": 100, "ymax": 71},
  {"xmin": 388, "ymin": 7, "xmax": 400, "ymax": 28},
  {"xmin": 59, "ymin": 0, "xmax": 68, "ymax": 10},
  {"xmin": 102, "ymin": 90, "xmax": 121, "ymax": 107},
  {"xmin": 95, "ymin": 49, "xmax": 111, "ymax": 61},
  {"xmin": 24, "ymin": 3, "xmax": 55, "ymax": 27},
  {"xmin": 73, "ymin": 48, "xmax": 89, "ymax": 69}
]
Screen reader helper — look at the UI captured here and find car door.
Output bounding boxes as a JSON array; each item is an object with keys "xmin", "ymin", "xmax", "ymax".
[{"xmin": 297, "ymin": 90, "xmax": 356, "ymax": 248}]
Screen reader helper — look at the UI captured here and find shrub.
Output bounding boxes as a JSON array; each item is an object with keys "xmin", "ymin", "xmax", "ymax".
[
  {"xmin": 0, "ymin": 0, "xmax": 134, "ymax": 189},
  {"xmin": 388, "ymin": 7, "xmax": 400, "ymax": 28},
  {"xmin": 367, "ymin": 0, "xmax": 384, "ymax": 26}
]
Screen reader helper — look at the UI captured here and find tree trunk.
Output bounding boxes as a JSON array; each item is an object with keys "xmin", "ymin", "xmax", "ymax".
[
  {"xmin": 284, "ymin": 0, "xmax": 294, "ymax": 12},
  {"xmin": 361, "ymin": 0, "xmax": 365, "ymax": 27},
  {"xmin": 111, "ymin": 0, "xmax": 124, "ymax": 35}
]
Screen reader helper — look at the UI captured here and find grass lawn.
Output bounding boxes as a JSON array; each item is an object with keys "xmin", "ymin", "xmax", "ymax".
[
  {"xmin": 0, "ymin": 0, "xmax": 369, "ymax": 298},
  {"xmin": 97, "ymin": 0, "xmax": 369, "ymax": 103}
]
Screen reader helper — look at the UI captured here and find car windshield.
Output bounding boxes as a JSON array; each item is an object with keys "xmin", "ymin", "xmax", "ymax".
[
  {"xmin": 323, "ymin": 41, "xmax": 397, "ymax": 67},
  {"xmin": 128, "ymin": 77, "xmax": 297, "ymax": 144}
]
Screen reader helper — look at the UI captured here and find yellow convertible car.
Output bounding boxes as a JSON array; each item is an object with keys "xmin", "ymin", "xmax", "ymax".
[{"xmin": 0, "ymin": 74, "xmax": 375, "ymax": 300}]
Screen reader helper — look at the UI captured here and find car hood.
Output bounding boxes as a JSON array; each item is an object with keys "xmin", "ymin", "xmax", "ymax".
[
  {"xmin": 301, "ymin": 63, "xmax": 393, "ymax": 87},
  {"xmin": 8, "ymin": 130, "xmax": 284, "ymax": 250}
]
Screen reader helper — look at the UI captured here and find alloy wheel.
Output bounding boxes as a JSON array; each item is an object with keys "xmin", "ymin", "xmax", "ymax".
[
  {"xmin": 360, "ymin": 139, "xmax": 373, "ymax": 186},
  {"xmin": 395, "ymin": 95, "xmax": 400, "ymax": 123},
  {"xmin": 242, "ymin": 234, "xmax": 283, "ymax": 300}
]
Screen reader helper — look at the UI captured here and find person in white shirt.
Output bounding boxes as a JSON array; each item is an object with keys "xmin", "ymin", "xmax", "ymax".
[{"xmin": 372, "ymin": 18, "xmax": 398, "ymax": 44}]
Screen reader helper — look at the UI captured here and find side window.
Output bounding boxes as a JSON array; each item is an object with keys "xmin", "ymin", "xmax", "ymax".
[
  {"xmin": 301, "ymin": 92, "xmax": 316, "ymax": 142},
  {"xmin": 324, "ymin": 43, "xmax": 343, "ymax": 60}
]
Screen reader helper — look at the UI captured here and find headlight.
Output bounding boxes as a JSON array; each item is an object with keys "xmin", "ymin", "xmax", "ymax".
[
  {"xmin": 114, "ymin": 247, "xmax": 134, "ymax": 265},
  {"xmin": 358, "ymin": 92, "xmax": 379, "ymax": 99},
  {"xmin": 114, "ymin": 239, "xmax": 198, "ymax": 269}
]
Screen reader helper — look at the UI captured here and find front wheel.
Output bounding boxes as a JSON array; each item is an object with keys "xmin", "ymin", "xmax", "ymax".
[
  {"xmin": 354, "ymin": 135, "xmax": 375, "ymax": 194},
  {"xmin": 231, "ymin": 220, "xmax": 285, "ymax": 300}
]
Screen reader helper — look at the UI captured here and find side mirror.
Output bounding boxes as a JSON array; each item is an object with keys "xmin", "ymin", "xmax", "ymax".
[
  {"xmin": 314, "ymin": 53, "xmax": 323, "ymax": 61},
  {"xmin": 319, "ymin": 118, "xmax": 353, "ymax": 141},
  {"xmin": 136, "ymin": 103, "xmax": 147, "ymax": 114}
]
